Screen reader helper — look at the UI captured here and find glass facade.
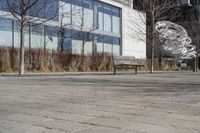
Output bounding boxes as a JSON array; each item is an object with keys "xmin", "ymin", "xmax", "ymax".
[
  {"xmin": 0, "ymin": 0, "xmax": 121, "ymax": 55},
  {"xmin": 0, "ymin": 18, "xmax": 58, "ymax": 49},
  {"xmin": 29, "ymin": 0, "xmax": 59, "ymax": 21},
  {"xmin": 60, "ymin": 0, "xmax": 121, "ymax": 55},
  {"xmin": 0, "ymin": 19, "xmax": 13, "ymax": 47},
  {"xmin": 97, "ymin": 3, "xmax": 104, "ymax": 31},
  {"xmin": 0, "ymin": 0, "xmax": 9, "ymax": 12},
  {"xmin": 83, "ymin": 0, "xmax": 94, "ymax": 28},
  {"xmin": 96, "ymin": 1, "xmax": 120, "ymax": 33},
  {"xmin": 103, "ymin": 5, "xmax": 112, "ymax": 32},
  {"xmin": 112, "ymin": 7, "xmax": 120, "ymax": 34},
  {"xmin": 96, "ymin": 35, "xmax": 120, "ymax": 55}
]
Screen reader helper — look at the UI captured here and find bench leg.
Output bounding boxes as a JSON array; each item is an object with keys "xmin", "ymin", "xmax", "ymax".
[{"xmin": 135, "ymin": 66, "xmax": 138, "ymax": 74}]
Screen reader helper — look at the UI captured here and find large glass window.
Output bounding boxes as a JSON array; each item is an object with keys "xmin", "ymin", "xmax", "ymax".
[
  {"xmin": 30, "ymin": 0, "xmax": 58, "ymax": 21},
  {"xmin": 83, "ymin": 0, "xmax": 94, "ymax": 28},
  {"xmin": 59, "ymin": 0, "xmax": 71, "ymax": 25},
  {"xmin": 72, "ymin": 0, "xmax": 82, "ymax": 27},
  {"xmin": 63, "ymin": 30, "xmax": 72, "ymax": 52},
  {"xmin": 95, "ymin": 35, "xmax": 120, "ymax": 55},
  {"xmin": 103, "ymin": 5, "xmax": 112, "ymax": 32},
  {"xmin": 0, "ymin": 19, "xmax": 12, "ymax": 30},
  {"xmin": 45, "ymin": 26, "xmax": 59, "ymax": 50},
  {"xmin": 31, "ymin": 25, "xmax": 44, "ymax": 35},
  {"xmin": 71, "ymin": 30, "xmax": 94, "ymax": 54},
  {"xmin": 0, "ymin": 0, "xmax": 8, "ymax": 12},
  {"xmin": 31, "ymin": 25, "xmax": 44, "ymax": 48},
  {"xmin": 97, "ymin": 2, "xmax": 104, "ymax": 31},
  {"xmin": 112, "ymin": 7, "xmax": 120, "ymax": 33},
  {"xmin": 97, "ymin": 35, "xmax": 104, "ymax": 53},
  {"xmin": 0, "ymin": 19, "xmax": 12, "ymax": 46},
  {"xmin": 45, "ymin": 0, "xmax": 59, "ymax": 21},
  {"xmin": 84, "ymin": 41, "xmax": 93, "ymax": 54},
  {"xmin": 104, "ymin": 36, "xmax": 112, "ymax": 53},
  {"xmin": 71, "ymin": 30, "xmax": 82, "ymax": 54},
  {"xmin": 95, "ymin": 2, "xmax": 121, "ymax": 33},
  {"xmin": 46, "ymin": 26, "xmax": 58, "ymax": 37},
  {"xmin": 112, "ymin": 37, "xmax": 120, "ymax": 55}
]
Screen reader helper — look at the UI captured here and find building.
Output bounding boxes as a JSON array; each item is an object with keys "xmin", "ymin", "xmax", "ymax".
[{"xmin": 0, "ymin": 0, "xmax": 146, "ymax": 59}]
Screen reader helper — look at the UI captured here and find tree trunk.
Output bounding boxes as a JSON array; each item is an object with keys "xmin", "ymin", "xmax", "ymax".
[
  {"xmin": 44, "ymin": 26, "xmax": 46, "ymax": 53},
  {"xmin": 78, "ymin": 41, "xmax": 85, "ymax": 70},
  {"xmin": 29, "ymin": 24, "xmax": 32, "ymax": 70},
  {"xmin": 150, "ymin": 38, "xmax": 154, "ymax": 73},
  {"xmin": 150, "ymin": 9, "xmax": 155, "ymax": 73},
  {"xmin": 60, "ymin": 28, "xmax": 65, "ymax": 52},
  {"xmin": 158, "ymin": 50, "xmax": 162, "ymax": 70},
  {"xmin": 11, "ymin": 20, "xmax": 15, "ymax": 69},
  {"xmin": 19, "ymin": 22, "xmax": 25, "ymax": 75},
  {"xmin": 196, "ymin": 54, "xmax": 199, "ymax": 72}
]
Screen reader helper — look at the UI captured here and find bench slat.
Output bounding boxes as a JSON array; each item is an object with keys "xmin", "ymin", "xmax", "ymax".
[{"xmin": 113, "ymin": 56, "xmax": 137, "ymax": 66}]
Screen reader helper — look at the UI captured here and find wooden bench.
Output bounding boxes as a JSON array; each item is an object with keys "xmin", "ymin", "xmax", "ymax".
[
  {"xmin": 180, "ymin": 63, "xmax": 188, "ymax": 68},
  {"xmin": 113, "ymin": 55, "xmax": 144, "ymax": 75}
]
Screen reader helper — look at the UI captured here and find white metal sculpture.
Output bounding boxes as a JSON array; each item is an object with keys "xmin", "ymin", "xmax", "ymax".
[{"xmin": 155, "ymin": 21, "xmax": 196, "ymax": 62}]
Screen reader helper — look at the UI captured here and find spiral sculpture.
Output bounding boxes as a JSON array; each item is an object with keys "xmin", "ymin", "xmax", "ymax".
[{"xmin": 155, "ymin": 21, "xmax": 196, "ymax": 62}]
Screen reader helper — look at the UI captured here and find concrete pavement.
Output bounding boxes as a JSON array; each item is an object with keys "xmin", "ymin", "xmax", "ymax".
[{"xmin": 0, "ymin": 72, "xmax": 200, "ymax": 133}]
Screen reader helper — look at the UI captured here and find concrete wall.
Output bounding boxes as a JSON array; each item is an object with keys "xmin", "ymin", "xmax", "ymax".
[{"xmin": 122, "ymin": 7, "xmax": 146, "ymax": 59}]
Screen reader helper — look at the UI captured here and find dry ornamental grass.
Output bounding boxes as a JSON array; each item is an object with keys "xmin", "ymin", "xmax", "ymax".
[{"xmin": 0, "ymin": 46, "xmax": 181, "ymax": 73}]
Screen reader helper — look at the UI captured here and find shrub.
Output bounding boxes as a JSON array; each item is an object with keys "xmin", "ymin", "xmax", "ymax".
[
  {"xmin": 0, "ymin": 47, "xmax": 11, "ymax": 72},
  {"xmin": 0, "ymin": 46, "xmax": 179, "ymax": 73}
]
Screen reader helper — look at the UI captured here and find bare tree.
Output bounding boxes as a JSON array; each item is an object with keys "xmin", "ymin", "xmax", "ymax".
[
  {"xmin": 186, "ymin": 10, "xmax": 200, "ymax": 71},
  {"xmin": 188, "ymin": 18, "xmax": 200, "ymax": 54},
  {"xmin": 6, "ymin": 0, "xmax": 57, "ymax": 75},
  {"xmin": 130, "ymin": 0, "xmax": 180, "ymax": 73}
]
